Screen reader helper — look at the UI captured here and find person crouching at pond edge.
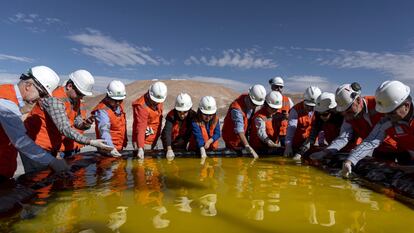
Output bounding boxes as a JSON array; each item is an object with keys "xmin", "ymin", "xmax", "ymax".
[{"xmin": 189, "ymin": 96, "xmax": 221, "ymax": 158}]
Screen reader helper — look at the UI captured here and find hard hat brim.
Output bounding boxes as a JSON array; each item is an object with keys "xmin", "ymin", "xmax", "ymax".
[
  {"xmin": 268, "ymin": 103, "xmax": 282, "ymax": 109},
  {"xmin": 314, "ymin": 105, "xmax": 329, "ymax": 112},
  {"xmin": 149, "ymin": 94, "xmax": 166, "ymax": 103},
  {"xmin": 200, "ymin": 108, "xmax": 217, "ymax": 115},
  {"xmin": 336, "ymin": 103, "xmax": 352, "ymax": 112},
  {"xmin": 250, "ymin": 98, "xmax": 265, "ymax": 106},
  {"xmin": 110, "ymin": 95, "xmax": 126, "ymax": 100},
  {"xmin": 304, "ymin": 101, "xmax": 316, "ymax": 107},
  {"xmin": 79, "ymin": 89, "xmax": 93, "ymax": 96},
  {"xmin": 175, "ymin": 106, "xmax": 192, "ymax": 112},
  {"xmin": 375, "ymin": 104, "xmax": 393, "ymax": 114}
]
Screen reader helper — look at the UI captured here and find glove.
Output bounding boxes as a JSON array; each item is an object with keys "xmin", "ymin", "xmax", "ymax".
[
  {"xmin": 309, "ymin": 150, "xmax": 328, "ymax": 160},
  {"xmin": 283, "ymin": 145, "xmax": 293, "ymax": 157},
  {"xmin": 245, "ymin": 145, "xmax": 259, "ymax": 159},
  {"xmin": 200, "ymin": 147, "xmax": 207, "ymax": 159},
  {"xmin": 145, "ymin": 127, "xmax": 154, "ymax": 136},
  {"xmin": 49, "ymin": 159, "xmax": 70, "ymax": 173},
  {"xmin": 166, "ymin": 149, "xmax": 175, "ymax": 161},
  {"xmin": 90, "ymin": 139, "xmax": 113, "ymax": 152},
  {"xmin": 109, "ymin": 148, "xmax": 122, "ymax": 157},
  {"xmin": 342, "ymin": 160, "xmax": 352, "ymax": 178},
  {"xmin": 137, "ymin": 148, "xmax": 145, "ymax": 160},
  {"xmin": 266, "ymin": 139, "xmax": 279, "ymax": 148},
  {"xmin": 204, "ymin": 139, "xmax": 213, "ymax": 150}
]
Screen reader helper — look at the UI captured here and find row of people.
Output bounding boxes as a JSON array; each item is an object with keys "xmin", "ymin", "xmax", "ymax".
[{"xmin": 0, "ymin": 65, "xmax": 412, "ymax": 181}]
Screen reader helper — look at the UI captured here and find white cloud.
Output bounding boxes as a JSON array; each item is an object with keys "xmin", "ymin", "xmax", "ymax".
[
  {"xmin": 8, "ymin": 12, "xmax": 62, "ymax": 33},
  {"xmin": 283, "ymin": 46, "xmax": 414, "ymax": 87},
  {"xmin": 285, "ymin": 75, "xmax": 338, "ymax": 93},
  {"xmin": 68, "ymin": 29, "xmax": 167, "ymax": 67},
  {"xmin": 0, "ymin": 54, "xmax": 33, "ymax": 63},
  {"xmin": 319, "ymin": 50, "xmax": 414, "ymax": 86},
  {"xmin": 185, "ymin": 49, "xmax": 277, "ymax": 69}
]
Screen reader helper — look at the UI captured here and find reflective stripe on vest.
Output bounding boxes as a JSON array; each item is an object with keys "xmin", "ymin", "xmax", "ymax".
[
  {"xmin": 291, "ymin": 101, "xmax": 313, "ymax": 147},
  {"xmin": 189, "ymin": 115, "xmax": 219, "ymax": 151},
  {"xmin": 249, "ymin": 107, "xmax": 279, "ymax": 151},
  {"xmin": 92, "ymin": 100, "xmax": 127, "ymax": 151},
  {"xmin": 222, "ymin": 94, "xmax": 249, "ymax": 150},
  {"xmin": 277, "ymin": 95, "xmax": 291, "ymax": 136},
  {"xmin": 385, "ymin": 118, "xmax": 414, "ymax": 152},
  {"xmin": 347, "ymin": 96, "xmax": 398, "ymax": 152},
  {"xmin": 132, "ymin": 94, "xmax": 163, "ymax": 146}
]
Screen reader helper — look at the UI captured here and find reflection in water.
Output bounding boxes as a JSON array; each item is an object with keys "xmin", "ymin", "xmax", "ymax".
[
  {"xmin": 107, "ymin": 206, "xmax": 128, "ymax": 232},
  {"xmin": 4, "ymin": 157, "xmax": 414, "ymax": 233},
  {"xmin": 308, "ymin": 203, "xmax": 336, "ymax": 227},
  {"xmin": 152, "ymin": 206, "xmax": 170, "ymax": 229},
  {"xmin": 174, "ymin": 196, "xmax": 193, "ymax": 213},
  {"xmin": 199, "ymin": 194, "xmax": 217, "ymax": 216},
  {"xmin": 248, "ymin": 200, "xmax": 265, "ymax": 221}
]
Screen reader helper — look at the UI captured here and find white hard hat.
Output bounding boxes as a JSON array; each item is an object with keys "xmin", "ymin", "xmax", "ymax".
[
  {"xmin": 266, "ymin": 91, "xmax": 283, "ymax": 109},
  {"xmin": 269, "ymin": 76, "xmax": 284, "ymax": 86},
  {"xmin": 175, "ymin": 93, "xmax": 192, "ymax": 111},
  {"xmin": 303, "ymin": 86, "xmax": 322, "ymax": 106},
  {"xmin": 248, "ymin": 84, "xmax": 266, "ymax": 106},
  {"xmin": 335, "ymin": 83, "xmax": 361, "ymax": 112},
  {"xmin": 69, "ymin": 69, "xmax": 95, "ymax": 96},
  {"xmin": 107, "ymin": 80, "xmax": 126, "ymax": 100},
  {"xmin": 27, "ymin": 66, "xmax": 60, "ymax": 96},
  {"xmin": 315, "ymin": 92, "xmax": 337, "ymax": 112},
  {"xmin": 375, "ymin": 80, "xmax": 411, "ymax": 113},
  {"xmin": 199, "ymin": 96, "xmax": 217, "ymax": 115},
  {"xmin": 149, "ymin": 81, "xmax": 167, "ymax": 103}
]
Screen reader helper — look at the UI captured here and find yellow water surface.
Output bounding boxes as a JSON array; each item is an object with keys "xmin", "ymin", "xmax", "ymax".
[{"xmin": 4, "ymin": 157, "xmax": 414, "ymax": 233}]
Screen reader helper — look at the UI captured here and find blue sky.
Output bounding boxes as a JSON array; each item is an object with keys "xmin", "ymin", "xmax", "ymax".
[{"xmin": 1, "ymin": 0, "xmax": 414, "ymax": 94}]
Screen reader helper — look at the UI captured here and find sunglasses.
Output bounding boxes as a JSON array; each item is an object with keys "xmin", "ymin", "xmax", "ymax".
[
  {"xmin": 272, "ymin": 85, "xmax": 283, "ymax": 89},
  {"xmin": 20, "ymin": 74, "xmax": 49, "ymax": 97}
]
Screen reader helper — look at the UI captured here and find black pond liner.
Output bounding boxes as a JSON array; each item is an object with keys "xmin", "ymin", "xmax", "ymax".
[
  {"xmin": 2, "ymin": 148, "xmax": 414, "ymax": 217},
  {"xmin": 305, "ymin": 153, "xmax": 414, "ymax": 209}
]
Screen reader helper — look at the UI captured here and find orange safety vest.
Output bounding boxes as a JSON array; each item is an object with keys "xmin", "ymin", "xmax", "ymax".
[
  {"xmin": 189, "ymin": 114, "xmax": 219, "ymax": 151},
  {"xmin": 347, "ymin": 96, "xmax": 398, "ymax": 152},
  {"xmin": 0, "ymin": 84, "xmax": 20, "ymax": 178},
  {"xmin": 276, "ymin": 95, "xmax": 291, "ymax": 136},
  {"xmin": 25, "ymin": 86, "xmax": 86, "ymax": 153},
  {"xmin": 222, "ymin": 94, "xmax": 250, "ymax": 150},
  {"xmin": 166, "ymin": 109, "xmax": 194, "ymax": 144},
  {"xmin": 385, "ymin": 116, "xmax": 414, "ymax": 152},
  {"xmin": 132, "ymin": 94, "xmax": 163, "ymax": 146},
  {"xmin": 291, "ymin": 101, "xmax": 314, "ymax": 148},
  {"xmin": 92, "ymin": 100, "xmax": 127, "ymax": 151},
  {"xmin": 249, "ymin": 107, "xmax": 280, "ymax": 151}
]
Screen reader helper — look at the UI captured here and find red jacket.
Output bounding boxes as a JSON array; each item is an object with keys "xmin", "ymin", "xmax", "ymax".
[
  {"xmin": 276, "ymin": 95, "xmax": 291, "ymax": 136},
  {"xmin": 25, "ymin": 86, "xmax": 86, "ymax": 153},
  {"xmin": 222, "ymin": 94, "xmax": 249, "ymax": 150},
  {"xmin": 347, "ymin": 96, "xmax": 398, "ymax": 152},
  {"xmin": 132, "ymin": 93, "xmax": 163, "ymax": 148},
  {"xmin": 291, "ymin": 101, "xmax": 314, "ymax": 148},
  {"xmin": 249, "ymin": 107, "xmax": 281, "ymax": 151},
  {"xmin": 385, "ymin": 115, "xmax": 414, "ymax": 152}
]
